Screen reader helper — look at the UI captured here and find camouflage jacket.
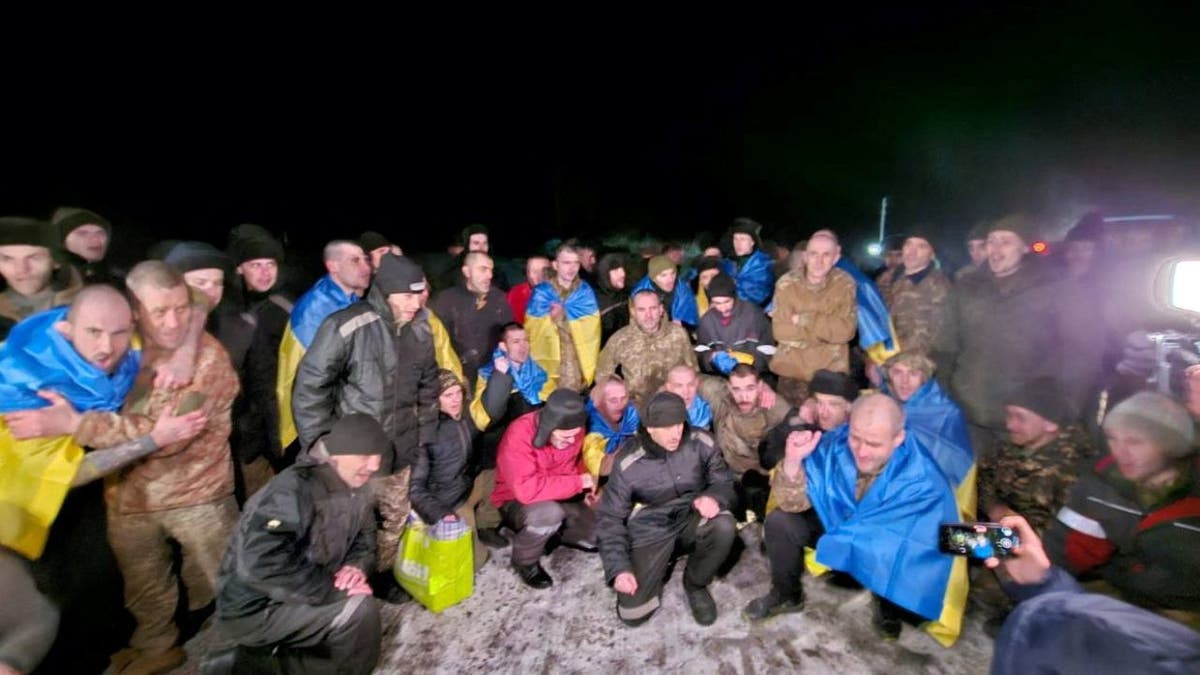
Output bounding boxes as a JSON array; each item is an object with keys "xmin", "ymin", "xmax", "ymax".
[
  {"xmin": 768, "ymin": 268, "xmax": 857, "ymax": 381},
  {"xmin": 876, "ymin": 266, "xmax": 951, "ymax": 355},
  {"xmin": 770, "ymin": 463, "xmax": 811, "ymax": 513},
  {"xmin": 701, "ymin": 375, "xmax": 791, "ymax": 478},
  {"xmin": 977, "ymin": 425, "xmax": 1096, "ymax": 533},
  {"xmin": 595, "ymin": 318, "xmax": 697, "ymax": 407}
]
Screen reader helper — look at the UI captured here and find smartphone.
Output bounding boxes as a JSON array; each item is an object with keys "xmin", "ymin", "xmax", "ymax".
[
  {"xmin": 938, "ymin": 522, "xmax": 1020, "ymax": 559},
  {"xmin": 174, "ymin": 392, "xmax": 207, "ymax": 415}
]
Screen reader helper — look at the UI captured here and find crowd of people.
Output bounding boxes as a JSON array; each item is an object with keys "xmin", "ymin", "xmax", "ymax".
[{"xmin": 1, "ymin": 209, "xmax": 1198, "ymax": 674}]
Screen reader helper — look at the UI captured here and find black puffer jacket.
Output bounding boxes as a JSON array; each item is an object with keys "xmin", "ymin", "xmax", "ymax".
[
  {"xmin": 595, "ymin": 427, "xmax": 736, "ymax": 582},
  {"xmin": 410, "ymin": 412, "xmax": 478, "ymax": 522},
  {"xmin": 215, "ymin": 453, "xmax": 376, "ymax": 619},
  {"xmin": 292, "ymin": 284, "xmax": 440, "ymax": 473}
]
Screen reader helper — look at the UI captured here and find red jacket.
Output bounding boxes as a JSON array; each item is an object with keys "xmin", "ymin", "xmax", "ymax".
[
  {"xmin": 491, "ymin": 410, "xmax": 585, "ymax": 507},
  {"xmin": 507, "ymin": 282, "xmax": 533, "ymax": 325}
]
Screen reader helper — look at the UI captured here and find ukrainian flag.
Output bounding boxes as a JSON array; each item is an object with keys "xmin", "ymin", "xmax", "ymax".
[
  {"xmin": 0, "ymin": 307, "xmax": 141, "ymax": 560},
  {"xmin": 423, "ymin": 308, "xmax": 464, "ymax": 384},
  {"xmin": 804, "ymin": 424, "xmax": 967, "ymax": 647},
  {"xmin": 582, "ymin": 400, "xmax": 639, "ymax": 477},
  {"xmin": 901, "ymin": 379, "xmax": 977, "ymax": 521},
  {"xmin": 630, "ymin": 276, "xmax": 699, "ymax": 326},
  {"xmin": 469, "ymin": 349, "xmax": 552, "ymax": 430},
  {"xmin": 720, "ymin": 249, "xmax": 775, "ymax": 306},
  {"xmin": 276, "ymin": 275, "xmax": 358, "ymax": 450},
  {"xmin": 524, "ymin": 281, "xmax": 601, "ymax": 387},
  {"xmin": 835, "ymin": 258, "xmax": 901, "ymax": 365}
]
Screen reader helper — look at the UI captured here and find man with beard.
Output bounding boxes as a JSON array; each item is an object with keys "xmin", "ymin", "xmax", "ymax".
[
  {"xmin": 432, "ymin": 252, "xmax": 514, "ymax": 384},
  {"xmin": 596, "ymin": 290, "xmax": 696, "ymax": 406}
]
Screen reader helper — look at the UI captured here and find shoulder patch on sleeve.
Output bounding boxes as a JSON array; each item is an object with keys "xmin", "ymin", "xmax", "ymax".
[
  {"xmin": 619, "ymin": 448, "xmax": 646, "ymax": 473},
  {"xmin": 690, "ymin": 429, "xmax": 715, "ymax": 447},
  {"xmin": 339, "ymin": 311, "xmax": 381, "ymax": 338}
]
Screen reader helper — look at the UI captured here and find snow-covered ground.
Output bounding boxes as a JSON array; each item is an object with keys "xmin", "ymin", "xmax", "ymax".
[{"xmin": 174, "ymin": 525, "xmax": 995, "ymax": 674}]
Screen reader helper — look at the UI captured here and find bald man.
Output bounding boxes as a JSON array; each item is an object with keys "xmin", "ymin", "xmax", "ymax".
[
  {"xmin": 769, "ymin": 230, "xmax": 856, "ymax": 407},
  {"xmin": 746, "ymin": 394, "xmax": 961, "ymax": 643},
  {"xmin": 1, "ymin": 285, "xmax": 207, "ymax": 675}
]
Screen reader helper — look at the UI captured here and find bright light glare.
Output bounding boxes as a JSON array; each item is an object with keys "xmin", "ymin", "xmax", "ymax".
[
  {"xmin": 1170, "ymin": 261, "xmax": 1200, "ymax": 313},
  {"xmin": 866, "ymin": 242, "xmax": 883, "ymax": 257}
]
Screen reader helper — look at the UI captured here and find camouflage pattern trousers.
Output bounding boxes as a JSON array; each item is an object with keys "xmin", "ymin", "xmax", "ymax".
[
  {"xmin": 106, "ymin": 497, "xmax": 238, "ymax": 654},
  {"xmin": 373, "ymin": 467, "xmax": 412, "ymax": 573}
]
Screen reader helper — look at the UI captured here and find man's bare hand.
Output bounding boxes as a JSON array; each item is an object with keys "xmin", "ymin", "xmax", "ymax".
[
  {"xmin": 149, "ymin": 409, "xmax": 208, "ymax": 447},
  {"xmin": 580, "ymin": 473, "xmax": 596, "ymax": 491},
  {"xmin": 693, "ymin": 495, "xmax": 719, "ymax": 519},
  {"xmin": 583, "ymin": 489, "xmax": 602, "ymax": 508},
  {"xmin": 4, "ymin": 391, "xmax": 82, "ymax": 439},
  {"xmin": 613, "ymin": 572, "xmax": 639, "ymax": 595},
  {"xmin": 549, "ymin": 302, "xmax": 565, "ymax": 320},
  {"xmin": 757, "ymin": 381, "xmax": 777, "ymax": 410},
  {"xmin": 153, "ymin": 352, "xmax": 195, "ymax": 390},
  {"xmin": 984, "ymin": 515, "xmax": 1052, "ymax": 586},
  {"xmin": 785, "ymin": 430, "xmax": 821, "ymax": 462},
  {"xmin": 333, "ymin": 565, "xmax": 367, "ymax": 592}
]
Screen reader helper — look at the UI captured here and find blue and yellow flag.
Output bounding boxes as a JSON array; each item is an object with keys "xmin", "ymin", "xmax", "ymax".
[
  {"xmin": 582, "ymin": 400, "xmax": 639, "ymax": 478},
  {"xmin": 720, "ymin": 249, "xmax": 775, "ymax": 306},
  {"xmin": 804, "ymin": 424, "xmax": 967, "ymax": 647},
  {"xmin": 470, "ymin": 350, "xmax": 552, "ymax": 430},
  {"xmin": 424, "ymin": 308, "xmax": 464, "ymax": 383},
  {"xmin": 630, "ymin": 276, "xmax": 699, "ymax": 326},
  {"xmin": 902, "ymin": 380, "xmax": 977, "ymax": 521},
  {"xmin": 835, "ymin": 258, "xmax": 901, "ymax": 365},
  {"xmin": 0, "ymin": 306, "xmax": 141, "ymax": 560},
  {"xmin": 524, "ymin": 281, "xmax": 601, "ymax": 387},
  {"xmin": 276, "ymin": 275, "xmax": 358, "ymax": 450},
  {"xmin": 688, "ymin": 396, "xmax": 712, "ymax": 429}
]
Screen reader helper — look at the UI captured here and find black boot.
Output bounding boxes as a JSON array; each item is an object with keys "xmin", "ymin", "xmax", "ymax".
[
  {"xmin": 744, "ymin": 589, "xmax": 805, "ymax": 622},
  {"xmin": 513, "ymin": 562, "xmax": 553, "ymax": 589},
  {"xmin": 478, "ymin": 527, "xmax": 509, "ymax": 549},
  {"xmin": 873, "ymin": 598, "xmax": 903, "ymax": 641},
  {"xmin": 685, "ymin": 583, "xmax": 718, "ymax": 626}
]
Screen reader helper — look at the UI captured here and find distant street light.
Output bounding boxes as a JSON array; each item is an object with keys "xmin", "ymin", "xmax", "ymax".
[{"xmin": 866, "ymin": 242, "xmax": 884, "ymax": 257}]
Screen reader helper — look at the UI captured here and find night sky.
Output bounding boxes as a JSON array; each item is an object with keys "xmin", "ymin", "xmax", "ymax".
[{"xmin": 4, "ymin": 7, "xmax": 1199, "ymax": 267}]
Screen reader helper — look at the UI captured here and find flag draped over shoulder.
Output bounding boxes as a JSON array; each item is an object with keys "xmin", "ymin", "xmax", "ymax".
[
  {"xmin": 721, "ymin": 250, "xmax": 774, "ymax": 306},
  {"xmin": 688, "ymin": 396, "xmax": 712, "ymax": 429},
  {"xmin": 835, "ymin": 258, "xmax": 901, "ymax": 365},
  {"xmin": 276, "ymin": 275, "xmax": 357, "ymax": 450},
  {"xmin": 902, "ymin": 380, "xmax": 978, "ymax": 521},
  {"xmin": 0, "ymin": 306, "xmax": 142, "ymax": 560},
  {"xmin": 470, "ymin": 349, "xmax": 552, "ymax": 430},
  {"xmin": 582, "ymin": 400, "xmax": 639, "ymax": 477},
  {"xmin": 803, "ymin": 424, "xmax": 967, "ymax": 647},
  {"xmin": 524, "ymin": 281, "xmax": 600, "ymax": 386},
  {"xmin": 631, "ymin": 276, "xmax": 699, "ymax": 326},
  {"xmin": 424, "ymin": 308, "xmax": 464, "ymax": 382}
]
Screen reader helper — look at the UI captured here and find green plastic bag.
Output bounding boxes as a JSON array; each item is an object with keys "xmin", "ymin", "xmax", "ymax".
[{"xmin": 393, "ymin": 517, "xmax": 474, "ymax": 612}]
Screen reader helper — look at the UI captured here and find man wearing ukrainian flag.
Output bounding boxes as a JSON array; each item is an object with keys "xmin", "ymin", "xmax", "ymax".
[
  {"xmin": 0, "ymin": 286, "xmax": 206, "ymax": 675},
  {"xmin": 276, "ymin": 240, "xmax": 372, "ymax": 451},
  {"xmin": 523, "ymin": 242, "xmax": 601, "ymax": 393},
  {"xmin": 744, "ymin": 394, "xmax": 967, "ymax": 647}
]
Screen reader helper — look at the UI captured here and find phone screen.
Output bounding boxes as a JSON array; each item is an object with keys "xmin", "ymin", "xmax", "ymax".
[{"xmin": 938, "ymin": 522, "xmax": 1020, "ymax": 559}]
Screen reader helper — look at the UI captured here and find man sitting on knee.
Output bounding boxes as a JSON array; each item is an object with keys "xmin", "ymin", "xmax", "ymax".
[
  {"xmin": 213, "ymin": 414, "xmax": 385, "ymax": 675},
  {"xmin": 597, "ymin": 392, "xmax": 737, "ymax": 627},
  {"xmin": 492, "ymin": 389, "xmax": 596, "ymax": 589}
]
